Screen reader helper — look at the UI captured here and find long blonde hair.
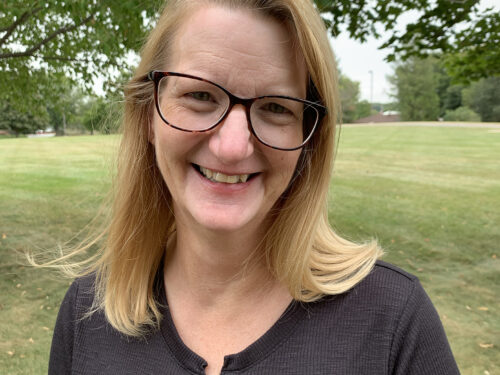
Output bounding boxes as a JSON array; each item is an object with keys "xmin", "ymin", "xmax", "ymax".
[{"xmin": 40, "ymin": 0, "xmax": 382, "ymax": 336}]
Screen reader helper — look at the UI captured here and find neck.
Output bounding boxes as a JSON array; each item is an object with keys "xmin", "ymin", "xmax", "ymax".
[{"xmin": 164, "ymin": 222, "xmax": 283, "ymax": 308}]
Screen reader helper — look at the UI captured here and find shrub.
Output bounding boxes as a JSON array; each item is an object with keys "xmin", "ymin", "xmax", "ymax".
[{"xmin": 443, "ymin": 106, "xmax": 481, "ymax": 122}]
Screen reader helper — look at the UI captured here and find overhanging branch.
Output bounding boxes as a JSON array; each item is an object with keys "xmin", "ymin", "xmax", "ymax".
[
  {"xmin": 37, "ymin": 54, "xmax": 92, "ymax": 63},
  {"xmin": 0, "ymin": 7, "xmax": 44, "ymax": 48},
  {"xmin": 0, "ymin": 11, "xmax": 97, "ymax": 59}
]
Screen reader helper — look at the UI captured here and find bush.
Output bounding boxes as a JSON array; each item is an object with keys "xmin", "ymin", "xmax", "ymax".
[{"xmin": 443, "ymin": 106, "xmax": 481, "ymax": 122}]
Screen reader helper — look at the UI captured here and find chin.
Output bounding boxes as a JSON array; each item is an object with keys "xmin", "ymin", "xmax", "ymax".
[{"xmin": 190, "ymin": 205, "xmax": 263, "ymax": 234}]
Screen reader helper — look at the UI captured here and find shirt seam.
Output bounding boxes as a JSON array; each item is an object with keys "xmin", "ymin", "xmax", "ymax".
[
  {"xmin": 387, "ymin": 277, "xmax": 417, "ymax": 374},
  {"xmin": 375, "ymin": 261, "xmax": 417, "ymax": 282}
]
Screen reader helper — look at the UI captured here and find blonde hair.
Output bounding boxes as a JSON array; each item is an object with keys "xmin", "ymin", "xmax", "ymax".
[{"xmin": 40, "ymin": 0, "xmax": 382, "ymax": 336}]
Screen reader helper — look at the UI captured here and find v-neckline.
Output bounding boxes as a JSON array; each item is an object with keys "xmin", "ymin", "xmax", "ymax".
[{"xmin": 156, "ymin": 270, "xmax": 307, "ymax": 373}]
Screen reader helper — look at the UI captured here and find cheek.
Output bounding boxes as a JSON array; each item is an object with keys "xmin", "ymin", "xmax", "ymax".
[
  {"xmin": 271, "ymin": 150, "xmax": 301, "ymax": 187},
  {"xmin": 283, "ymin": 150, "xmax": 301, "ymax": 175},
  {"xmin": 152, "ymin": 121, "xmax": 181, "ymax": 177}
]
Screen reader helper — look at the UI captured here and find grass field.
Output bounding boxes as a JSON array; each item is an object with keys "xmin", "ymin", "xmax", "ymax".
[{"xmin": 1, "ymin": 126, "xmax": 499, "ymax": 374}]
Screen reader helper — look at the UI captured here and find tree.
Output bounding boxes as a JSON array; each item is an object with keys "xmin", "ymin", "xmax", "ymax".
[
  {"xmin": 443, "ymin": 85, "xmax": 464, "ymax": 113},
  {"xmin": 0, "ymin": 103, "xmax": 48, "ymax": 137},
  {"xmin": 316, "ymin": 0, "xmax": 500, "ymax": 82},
  {"xmin": 338, "ymin": 74, "xmax": 360, "ymax": 123},
  {"xmin": 1, "ymin": 1, "xmax": 498, "ymax": 111},
  {"xmin": 44, "ymin": 77, "xmax": 89, "ymax": 135},
  {"xmin": 355, "ymin": 100, "xmax": 372, "ymax": 120},
  {"xmin": 390, "ymin": 57, "xmax": 440, "ymax": 121},
  {"xmin": 338, "ymin": 74, "xmax": 376, "ymax": 123},
  {"xmin": 0, "ymin": 0, "xmax": 161, "ymax": 111},
  {"xmin": 443, "ymin": 107, "xmax": 480, "ymax": 122},
  {"xmin": 441, "ymin": 11, "xmax": 500, "ymax": 83},
  {"xmin": 82, "ymin": 96, "xmax": 117, "ymax": 135},
  {"xmin": 462, "ymin": 77, "xmax": 500, "ymax": 122}
]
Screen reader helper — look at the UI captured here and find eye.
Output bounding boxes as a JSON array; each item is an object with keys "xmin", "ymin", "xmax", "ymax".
[
  {"xmin": 264, "ymin": 102, "xmax": 290, "ymax": 114},
  {"xmin": 188, "ymin": 91, "xmax": 212, "ymax": 101}
]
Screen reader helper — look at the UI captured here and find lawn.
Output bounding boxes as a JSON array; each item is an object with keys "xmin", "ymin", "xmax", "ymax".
[{"xmin": 1, "ymin": 126, "xmax": 499, "ymax": 374}]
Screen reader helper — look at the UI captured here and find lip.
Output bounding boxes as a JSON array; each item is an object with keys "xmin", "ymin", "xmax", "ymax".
[
  {"xmin": 193, "ymin": 163, "xmax": 258, "ymax": 176},
  {"xmin": 191, "ymin": 163, "xmax": 259, "ymax": 192}
]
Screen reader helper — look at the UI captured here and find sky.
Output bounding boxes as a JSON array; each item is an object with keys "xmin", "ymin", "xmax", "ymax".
[
  {"xmin": 331, "ymin": 0, "xmax": 500, "ymax": 104},
  {"xmin": 331, "ymin": 34, "xmax": 395, "ymax": 104}
]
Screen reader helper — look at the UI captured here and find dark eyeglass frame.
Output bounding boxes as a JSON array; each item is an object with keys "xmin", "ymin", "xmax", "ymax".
[{"xmin": 147, "ymin": 70, "xmax": 327, "ymax": 151}]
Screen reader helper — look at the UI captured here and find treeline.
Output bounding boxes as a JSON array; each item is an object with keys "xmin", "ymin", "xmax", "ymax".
[
  {"xmin": 390, "ymin": 57, "xmax": 500, "ymax": 122},
  {"xmin": 0, "ymin": 93, "xmax": 116, "ymax": 137},
  {"xmin": 338, "ymin": 73, "xmax": 374, "ymax": 124},
  {"xmin": 0, "ymin": 77, "xmax": 123, "ymax": 137}
]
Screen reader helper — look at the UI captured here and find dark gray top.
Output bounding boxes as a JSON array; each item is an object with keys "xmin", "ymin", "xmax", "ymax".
[{"xmin": 49, "ymin": 261, "xmax": 460, "ymax": 374}]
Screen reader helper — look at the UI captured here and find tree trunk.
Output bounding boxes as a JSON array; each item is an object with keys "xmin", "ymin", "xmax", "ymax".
[{"xmin": 62, "ymin": 113, "xmax": 66, "ymax": 136}]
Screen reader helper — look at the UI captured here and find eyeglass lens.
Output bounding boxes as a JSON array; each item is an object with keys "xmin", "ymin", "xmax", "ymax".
[{"xmin": 157, "ymin": 75, "xmax": 318, "ymax": 150}]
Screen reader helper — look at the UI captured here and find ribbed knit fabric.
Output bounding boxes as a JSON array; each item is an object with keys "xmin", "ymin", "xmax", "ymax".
[{"xmin": 49, "ymin": 261, "xmax": 460, "ymax": 374}]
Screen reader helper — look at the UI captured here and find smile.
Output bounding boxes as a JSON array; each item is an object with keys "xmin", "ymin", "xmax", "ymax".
[{"xmin": 193, "ymin": 164, "xmax": 254, "ymax": 184}]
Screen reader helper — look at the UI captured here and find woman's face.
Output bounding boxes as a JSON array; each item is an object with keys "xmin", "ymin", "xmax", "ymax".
[{"xmin": 151, "ymin": 5, "xmax": 307, "ymax": 235}]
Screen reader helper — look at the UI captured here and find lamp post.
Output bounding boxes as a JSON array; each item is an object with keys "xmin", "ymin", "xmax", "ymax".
[{"xmin": 368, "ymin": 70, "xmax": 373, "ymax": 105}]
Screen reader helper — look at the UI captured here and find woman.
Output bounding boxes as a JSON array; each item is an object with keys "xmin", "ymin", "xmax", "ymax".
[{"xmin": 49, "ymin": 0, "xmax": 459, "ymax": 374}]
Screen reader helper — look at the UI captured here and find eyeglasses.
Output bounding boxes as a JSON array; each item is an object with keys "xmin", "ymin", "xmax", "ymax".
[{"xmin": 147, "ymin": 71, "xmax": 327, "ymax": 151}]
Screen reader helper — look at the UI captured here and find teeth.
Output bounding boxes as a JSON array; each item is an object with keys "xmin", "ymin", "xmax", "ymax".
[{"xmin": 200, "ymin": 166, "xmax": 250, "ymax": 184}]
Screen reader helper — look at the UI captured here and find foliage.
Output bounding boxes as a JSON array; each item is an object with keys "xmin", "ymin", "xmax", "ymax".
[
  {"xmin": 462, "ymin": 77, "xmax": 500, "ymax": 122},
  {"xmin": 0, "ymin": 103, "xmax": 48, "ymax": 136},
  {"xmin": 315, "ymin": 0, "xmax": 500, "ymax": 81},
  {"xmin": 355, "ymin": 100, "xmax": 373, "ymax": 120},
  {"xmin": 338, "ymin": 74, "xmax": 360, "ymax": 123},
  {"xmin": 442, "ymin": 10, "xmax": 500, "ymax": 83},
  {"xmin": 0, "ymin": 0, "xmax": 162, "ymax": 112},
  {"xmin": 389, "ymin": 57, "xmax": 440, "ymax": 121},
  {"xmin": 393, "ymin": 56, "xmax": 498, "ymax": 122},
  {"xmin": 442, "ymin": 85, "xmax": 464, "ymax": 113},
  {"xmin": 2, "ymin": 1, "xmax": 498, "ymax": 112},
  {"xmin": 82, "ymin": 96, "xmax": 121, "ymax": 135},
  {"xmin": 338, "ymin": 75, "xmax": 375, "ymax": 123},
  {"xmin": 46, "ymin": 79, "xmax": 89, "ymax": 135},
  {"xmin": 443, "ymin": 107, "xmax": 481, "ymax": 122}
]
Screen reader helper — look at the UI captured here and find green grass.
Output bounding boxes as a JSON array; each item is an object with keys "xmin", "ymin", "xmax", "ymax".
[
  {"xmin": 1, "ymin": 127, "xmax": 499, "ymax": 374},
  {"xmin": 0, "ymin": 136, "xmax": 118, "ymax": 375},
  {"xmin": 328, "ymin": 126, "xmax": 500, "ymax": 374}
]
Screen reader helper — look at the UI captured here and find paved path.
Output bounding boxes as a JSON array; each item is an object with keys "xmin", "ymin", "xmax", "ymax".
[{"xmin": 345, "ymin": 121, "xmax": 500, "ymax": 129}]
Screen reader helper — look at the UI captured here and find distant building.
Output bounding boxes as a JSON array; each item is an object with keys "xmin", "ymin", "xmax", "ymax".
[
  {"xmin": 27, "ymin": 129, "xmax": 56, "ymax": 138},
  {"xmin": 353, "ymin": 112, "xmax": 401, "ymax": 124}
]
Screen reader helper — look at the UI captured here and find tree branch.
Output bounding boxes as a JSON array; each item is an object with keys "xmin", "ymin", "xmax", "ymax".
[
  {"xmin": 0, "ymin": 7, "xmax": 44, "ymax": 48},
  {"xmin": 0, "ymin": 11, "xmax": 97, "ymax": 59},
  {"xmin": 36, "ymin": 54, "xmax": 92, "ymax": 63}
]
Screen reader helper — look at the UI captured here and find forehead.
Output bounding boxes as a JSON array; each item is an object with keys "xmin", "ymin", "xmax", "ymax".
[{"xmin": 167, "ymin": 5, "xmax": 307, "ymax": 97}]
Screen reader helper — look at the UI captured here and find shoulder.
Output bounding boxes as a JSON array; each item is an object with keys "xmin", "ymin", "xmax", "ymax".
[
  {"xmin": 343, "ymin": 260, "xmax": 446, "ymax": 335},
  {"xmin": 322, "ymin": 260, "xmax": 459, "ymax": 373},
  {"xmin": 367, "ymin": 260, "xmax": 420, "ymax": 289},
  {"xmin": 324, "ymin": 260, "xmax": 425, "ymax": 314},
  {"xmin": 300, "ymin": 260, "xmax": 441, "ymax": 353},
  {"xmin": 51, "ymin": 273, "xmax": 97, "ymax": 335},
  {"xmin": 307, "ymin": 260, "xmax": 426, "ymax": 325},
  {"xmin": 282, "ymin": 261, "xmax": 459, "ymax": 374},
  {"xmin": 63, "ymin": 273, "xmax": 97, "ymax": 316},
  {"xmin": 48, "ymin": 273, "xmax": 97, "ymax": 374},
  {"xmin": 359, "ymin": 260, "xmax": 422, "ymax": 302}
]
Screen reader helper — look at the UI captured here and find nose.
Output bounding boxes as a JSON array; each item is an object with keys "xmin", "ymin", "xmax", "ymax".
[{"xmin": 208, "ymin": 104, "xmax": 254, "ymax": 163}]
